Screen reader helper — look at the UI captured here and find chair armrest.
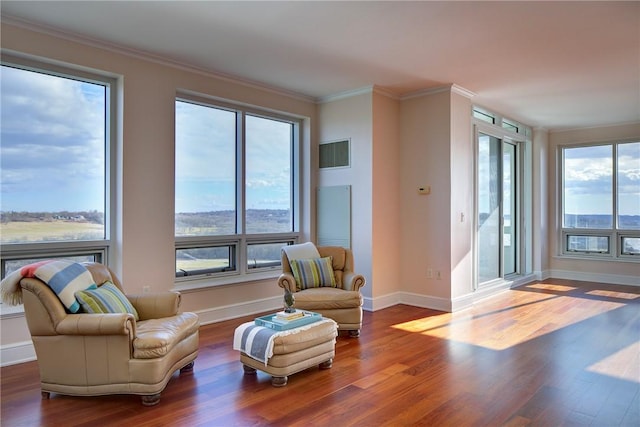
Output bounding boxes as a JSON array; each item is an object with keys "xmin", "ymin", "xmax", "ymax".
[
  {"xmin": 126, "ymin": 292, "xmax": 181, "ymax": 320},
  {"xmin": 342, "ymin": 272, "xmax": 366, "ymax": 291},
  {"xmin": 278, "ymin": 273, "xmax": 297, "ymax": 293},
  {"xmin": 56, "ymin": 313, "xmax": 135, "ymax": 336}
]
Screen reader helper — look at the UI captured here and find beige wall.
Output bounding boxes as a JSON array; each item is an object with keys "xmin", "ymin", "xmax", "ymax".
[
  {"xmin": 317, "ymin": 92, "xmax": 373, "ymax": 303},
  {"xmin": 1, "ymin": 22, "xmax": 318, "ymax": 357},
  {"xmin": 399, "ymin": 90, "xmax": 453, "ymax": 300},
  {"xmin": 548, "ymin": 123, "xmax": 640, "ymax": 284},
  {"xmin": 371, "ymin": 91, "xmax": 402, "ymax": 303},
  {"xmin": 449, "ymin": 91, "xmax": 474, "ymax": 299}
]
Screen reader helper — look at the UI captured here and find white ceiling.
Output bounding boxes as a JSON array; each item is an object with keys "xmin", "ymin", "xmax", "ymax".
[{"xmin": 2, "ymin": 1, "xmax": 639, "ymax": 131}]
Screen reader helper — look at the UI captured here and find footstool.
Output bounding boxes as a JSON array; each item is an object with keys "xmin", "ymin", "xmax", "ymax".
[{"xmin": 234, "ymin": 318, "xmax": 337, "ymax": 387}]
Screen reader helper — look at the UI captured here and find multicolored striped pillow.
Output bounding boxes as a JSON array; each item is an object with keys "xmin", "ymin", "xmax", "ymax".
[
  {"xmin": 75, "ymin": 281, "xmax": 139, "ymax": 320},
  {"xmin": 290, "ymin": 257, "xmax": 337, "ymax": 290}
]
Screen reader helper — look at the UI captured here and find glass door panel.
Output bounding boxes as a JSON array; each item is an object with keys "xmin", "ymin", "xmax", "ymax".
[
  {"xmin": 503, "ymin": 142, "xmax": 517, "ymax": 275},
  {"xmin": 477, "ymin": 133, "xmax": 501, "ymax": 283}
]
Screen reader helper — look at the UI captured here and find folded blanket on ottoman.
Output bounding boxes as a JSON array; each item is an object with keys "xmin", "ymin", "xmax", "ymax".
[
  {"xmin": 233, "ymin": 319, "xmax": 336, "ymax": 365},
  {"xmin": 0, "ymin": 260, "xmax": 96, "ymax": 312}
]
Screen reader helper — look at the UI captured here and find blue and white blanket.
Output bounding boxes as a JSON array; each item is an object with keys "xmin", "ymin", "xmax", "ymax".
[
  {"xmin": 0, "ymin": 260, "xmax": 96, "ymax": 312},
  {"xmin": 233, "ymin": 319, "xmax": 336, "ymax": 365}
]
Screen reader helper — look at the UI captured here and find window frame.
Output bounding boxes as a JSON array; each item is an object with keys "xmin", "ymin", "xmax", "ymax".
[
  {"xmin": 473, "ymin": 120, "xmax": 530, "ymax": 288},
  {"xmin": 558, "ymin": 140, "xmax": 640, "ymax": 260},
  {"xmin": 174, "ymin": 94, "xmax": 301, "ymax": 284},
  {"xmin": 0, "ymin": 54, "xmax": 117, "ymax": 280}
]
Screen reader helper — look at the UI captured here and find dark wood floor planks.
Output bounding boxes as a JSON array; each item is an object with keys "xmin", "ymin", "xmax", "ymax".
[{"xmin": 1, "ymin": 279, "xmax": 639, "ymax": 426}]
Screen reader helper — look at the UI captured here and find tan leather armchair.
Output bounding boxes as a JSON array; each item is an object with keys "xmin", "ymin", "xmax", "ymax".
[
  {"xmin": 278, "ymin": 245, "xmax": 365, "ymax": 337},
  {"xmin": 18, "ymin": 262, "xmax": 199, "ymax": 406}
]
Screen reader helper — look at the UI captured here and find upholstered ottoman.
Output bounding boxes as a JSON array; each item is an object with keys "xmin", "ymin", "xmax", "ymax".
[{"xmin": 234, "ymin": 318, "xmax": 337, "ymax": 387}]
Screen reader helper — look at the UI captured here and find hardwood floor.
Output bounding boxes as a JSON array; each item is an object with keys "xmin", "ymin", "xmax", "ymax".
[{"xmin": 1, "ymin": 279, "xmax": 639, "ymax": 426}]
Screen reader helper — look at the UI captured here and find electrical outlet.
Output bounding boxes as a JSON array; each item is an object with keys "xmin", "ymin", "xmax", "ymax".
[
  {"xmin": 142, "ymin": 285, "xmax": 151, "ymax": 293},
  {"xmin": 436, "ymin": 270, "xmax": 442, "ymax": 280},
  {"xmin": 427, "ymin": 268, "xmax": 433, "ymax": 278}
]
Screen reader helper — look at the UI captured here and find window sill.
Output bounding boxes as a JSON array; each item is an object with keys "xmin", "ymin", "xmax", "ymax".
[
  {"xmin": 554, "ymin": 254, "xmax": 639, "ymax": 263},
  {"xmin": 0, "ymin": 304, "xmax": 25, "ymax": 319},
  {"xmin": 172, "ymin": 269, "xmax": 281, "ymax": 293}
]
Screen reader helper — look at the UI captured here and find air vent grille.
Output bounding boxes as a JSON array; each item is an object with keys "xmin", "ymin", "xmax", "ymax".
[{"xmin": 319, "ymin": 139, "xmax": 350, "ymax": 169}]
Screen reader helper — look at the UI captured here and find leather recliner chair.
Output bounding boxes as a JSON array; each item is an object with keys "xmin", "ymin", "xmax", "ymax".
[
  {"xmin": 278, "ymin": 245, "xmax": 366, "ymax": 337},
  {"xmin": 18, "ymin": 262, "xmax": 199, "ymax": 406}
]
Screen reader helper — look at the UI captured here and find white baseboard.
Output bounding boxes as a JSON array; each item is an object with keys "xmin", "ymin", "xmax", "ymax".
[
  {"xmin": 4, "ymin": 270, "xmax": 635, "ymax": 367},
  {"xmin": 194, "ymin": 295, "xmax": 282, "ymax": 325},
  {"xmin": 1, "ymin": 340, "xmax": 36, "ymax": 367},
  {"xmin": 549, "ymin": 269, "xmax": 640, "ymax": 287}
]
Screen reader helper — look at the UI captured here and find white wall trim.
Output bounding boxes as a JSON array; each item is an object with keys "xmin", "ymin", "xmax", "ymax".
[
  {"xmin": 548, "ymin": 269, "xmax": 640, "ymax": 287},
  {"xmin": 4, "ymin": 271, "xmax": 635, "ymax": 366},
  {"xmin": 194, "ymin": 295, "xmax": 282, "ymax": 326},
  {"xmin": 1, "ymin": 340, "xmax": 36, "ymax": 367},
  {"xmin": 317, "ymin": 86, "xmax": 374, "ymax": 104},
  {"xmin": 401, "ymin": 83, "xmax": 476, "ymax": 101}
]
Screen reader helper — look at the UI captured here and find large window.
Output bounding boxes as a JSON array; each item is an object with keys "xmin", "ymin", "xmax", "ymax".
[
  {"xmin": 175, "ymin": 98, "xmax": 299, "ymax": 280},
  {"xmin": 0, "ymin": 57, "xmax": 115, "ymax": 279},
  {"xmin": 561, "ymin": 141, "xmax": 640, "ymax": 258}
]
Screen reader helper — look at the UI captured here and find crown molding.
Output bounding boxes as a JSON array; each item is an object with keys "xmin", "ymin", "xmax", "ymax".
[
  {"xmin": 317, "ymin": 85, "xmax": 374, "ymax": 104},
  {"xmin": 1, "ymin": 15, "xmax": 316, "ymax": 104},
  {"xmin": 401, "ymin": 83, "xmax": 476, "ymax": 101}
]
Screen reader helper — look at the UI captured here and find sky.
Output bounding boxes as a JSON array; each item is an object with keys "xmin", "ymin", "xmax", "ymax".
[
  {"xmin": 477, "ymin": 134, "xmax": 639, "ymax": 219},
  {"xmin": 175, "ymin": 100, "xmax": 292, "ymax": 213},
  {"xmin": 1, "ymin": 66, "xmax": 292, "ymax": 214},
  {"xmin": 1, "ymin": 65, "xmax": 105, "ymax": 212},
  {"xmin": 1, "ymin": 65, "xmax": 638, "ymax": 219},
  {"xmin": 564, "ymin": 142, "xmax": 640, "ymax": 217}
]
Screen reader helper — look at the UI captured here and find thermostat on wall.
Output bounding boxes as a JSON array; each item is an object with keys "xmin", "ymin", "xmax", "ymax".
[{"xmin": 418, "ymin": 186, "xmax": 431, "ymax": 195}]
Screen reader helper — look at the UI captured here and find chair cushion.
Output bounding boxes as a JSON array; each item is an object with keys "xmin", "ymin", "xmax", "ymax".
[
  {"xmin": 134, "ymin": 312, "xmax": 200, "ymax": 359},
  {"xmin": 292, "ymin": 287, "xmax": 363, "ymax": 310},
  {"xmin": 290, "ymin": 257, "xmax": 337, "ymax": 290},
  {"xmin": 75, "ymin": 282, "xmax": 139, "ymax": 320}
]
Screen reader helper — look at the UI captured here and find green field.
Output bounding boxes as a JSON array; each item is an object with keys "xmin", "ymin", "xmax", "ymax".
[{"xmin": 0, "ymin": 221, "xmax": 104, "ymax": 243}]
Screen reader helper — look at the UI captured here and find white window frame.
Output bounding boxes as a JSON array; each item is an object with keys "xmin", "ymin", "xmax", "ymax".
[
  {"xmin": 558, "ymin": 140, "xmax": 640, "ymax": 261},
  {"xmin": 0, "ymin": 54, "xmax": 117, "ymax": 281},
  {"xmin": 174, "ymin": 94, "xmax": 301, "ymax": 286},
  {"xmin": 472, "ymin": 106, "xmax": 533, "ymax": 289}
]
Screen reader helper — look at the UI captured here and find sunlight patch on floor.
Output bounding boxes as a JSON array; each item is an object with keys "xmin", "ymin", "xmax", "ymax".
[
  {"xmin": 587, "ymin": 341, "xmax": 640, "ymax": 383},
  {"xmin": 391, "ymin": 291, "xmax": 626, "ymax": 351},
  {"xmin": 586, "ymin": 289, "xmax": 640, "ymax": 300},
  {"xmin": 526, "ymin": 283, "xmax": 578, "ymax": 292}
]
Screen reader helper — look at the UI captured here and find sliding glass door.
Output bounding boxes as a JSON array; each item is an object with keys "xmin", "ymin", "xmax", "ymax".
[{"xmin": 476, "ymin": 132, "xmax": 520, "ymax": 286}]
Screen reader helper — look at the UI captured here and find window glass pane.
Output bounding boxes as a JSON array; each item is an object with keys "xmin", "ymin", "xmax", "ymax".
[
  {"xmin": 176, "ymin": 246, "xmax": 233, "ymax": 276},
  {"xmin": 245, "ymin": 115, "xmax": 292, "ymax": 234},
  {"xmin": 563, "ymin": 145, "xmax": 613, "ymax": 229},
  {"xmin": 621, "ymin": 237, "xmax": 640, "ymax": 255},
  {"xmin": 247, "ymin": 242, "xmax": 287, "ymax": 269},
  {"xmin": 566, "ymin": 235, "xmax": 609, "ymax": 253},
  {"xmin": 502, "ymin": 120, "xmax": 519, "ymax": 133},
  {"xmin": 617, "ymin": 142, "xmax": 640, "ymax": 230},
  {"xmin": 477, "ymin": 133, "xmax": 501, "ymax": 283},
  {"xmin": 473, "ymin": 109, "xmax": 494, "ymax": 124},
  {"xmin": 3, "ymin": 254, "xmax": 98, "ymax": 278},
  {"xmin": 503, "ymin": 143, "xmax": 517, "ymax": 275},
  {"xmin": 1, "ymin": 65, "xmax": 107, "ymax": 243},
  {"xmin": 175, "ymin": 101, "xmax": 236, "ymax": 236}
]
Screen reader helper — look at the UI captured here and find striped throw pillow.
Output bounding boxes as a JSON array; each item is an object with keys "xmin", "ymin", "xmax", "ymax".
[
  {"xmin": 75, "ymin": 282, "xmax": 139, "ymax": 320},
  {"xmin": 290, "ymin": 257, "xmax": 337, "ymax": 290}
]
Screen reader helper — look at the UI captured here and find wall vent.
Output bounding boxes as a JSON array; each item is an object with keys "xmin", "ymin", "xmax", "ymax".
[{"xmin": 319, "ymin": 139, "xmax": 350, "ymax": 169}]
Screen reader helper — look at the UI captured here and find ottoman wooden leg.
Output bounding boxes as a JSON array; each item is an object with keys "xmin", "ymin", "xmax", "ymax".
[
  {"xmin": 243, "ymin": 364, "xmax": 257, "ymax": 375},
  {"xmin": 271, "ymin": 376, "xmax": 288, "ymax": 387},
  {"xmin": 319, "ymin": 358, "xmax": 333, "ymax": 370}
]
